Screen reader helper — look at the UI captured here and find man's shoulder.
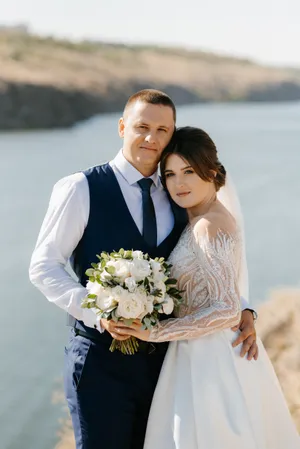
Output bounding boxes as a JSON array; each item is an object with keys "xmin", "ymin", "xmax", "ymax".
[
  {"xmin": 82, "ymin": 162, "xmax": 110, "ymax": 178},
  {"xmin": 54, "ymin": 162, "xmax": 109, "ymax": 189},
  {"xmin": 54, "ymin": 172, "xmax": 87, "ymax": 192}
]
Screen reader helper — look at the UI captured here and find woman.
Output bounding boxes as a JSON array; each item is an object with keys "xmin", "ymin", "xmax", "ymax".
[{"xmin": 115, "ymin": 127, "xmax": 300, "ymax": 448}]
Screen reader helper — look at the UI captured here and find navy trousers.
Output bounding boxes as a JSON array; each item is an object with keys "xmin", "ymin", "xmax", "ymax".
[{"xmin": 64, "ymin": 329, "xmax": 166, "ymax": 449}]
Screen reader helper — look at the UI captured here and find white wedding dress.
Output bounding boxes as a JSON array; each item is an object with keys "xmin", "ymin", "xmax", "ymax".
[{"xmin": 144, "ymin": 222, "xmax": 300, "ymax": 449}]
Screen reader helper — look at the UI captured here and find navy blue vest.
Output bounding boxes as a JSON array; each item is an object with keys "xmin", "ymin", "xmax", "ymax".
[{"xmin": 69, "ymin": 163, "xmax": 187, "ymax": 343}]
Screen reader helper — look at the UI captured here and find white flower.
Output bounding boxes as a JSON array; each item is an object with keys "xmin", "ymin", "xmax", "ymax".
[
  {"xmin": 150, "ymin": 259, "xmax": 161, "ymax": 275},
  {"xmin": 162, "ymin": 295, "xmax": 174, "ymax": 315},
  {"xmin": 145, "ymin": 299, "xmax": 154, "ymax": 314},
  {"xmin": 129, "ymin": 259, "xmax": 151, "ymax": 281},
  {"xmin": 112, "ymin": 285, "xmax": 125, "ymax": 298},
  {"xmin": 106, "ymin": 259, "xmax": 131, "ymax": 281},
  {"xmin": 132, "ymin": 250, "xmax": 144, "ymax": 259},
  {"xmin": 96, "ymin": 294, "xmax": 117, "ymax": 311},
  {"xmin": 86, "ymin": 283, "xmax": 117, "ymax": 311},
  {"xmin": 124, "ymin": 277, "xmax": 137, "ymax": 292},
  {"xmin": 156, "ymin": 281, "xmax": 167, "ymax": 295},
  {"xmin": 86, "ymin": 281, "xmax": 105, "ymax": 296},
  {"xmin": 116, "ymin": 291, "xmax": 146, "ymax": 319},
  {"xmin": 150, "ymin": 259, "xmax": 166, "ymax": 282}
]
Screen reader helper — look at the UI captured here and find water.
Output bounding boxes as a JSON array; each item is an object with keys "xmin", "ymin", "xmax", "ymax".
[{"xmin": 0, "ymin": 102, "xmax": 299, "ymax": 448}]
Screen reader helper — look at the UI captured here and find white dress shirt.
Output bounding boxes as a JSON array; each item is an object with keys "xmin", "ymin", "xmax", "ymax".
[{"xmin": 29, "ymin": 150, "xmax": 174, "ymax": 331}]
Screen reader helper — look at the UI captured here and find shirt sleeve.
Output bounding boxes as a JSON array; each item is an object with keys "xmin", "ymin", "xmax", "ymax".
[{"xmin": 29, "ymin": 173, "xmax": 103, "ymax": 332}]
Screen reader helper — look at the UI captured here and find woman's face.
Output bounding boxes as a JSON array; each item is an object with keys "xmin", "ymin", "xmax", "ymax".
[{"xmin": 164, "ymin": 154, "xmax": 215, "ymax": 209}]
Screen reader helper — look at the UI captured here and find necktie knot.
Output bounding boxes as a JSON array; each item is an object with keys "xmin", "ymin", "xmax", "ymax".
[{"xmin": 138, "ymin": 178, "xmax": 153, "ymax": 193}]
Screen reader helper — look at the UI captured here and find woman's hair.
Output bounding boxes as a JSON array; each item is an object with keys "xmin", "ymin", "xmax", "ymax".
[{"xmin": 160, "ymin": 126, "xmax": 226, "ymax": 191}]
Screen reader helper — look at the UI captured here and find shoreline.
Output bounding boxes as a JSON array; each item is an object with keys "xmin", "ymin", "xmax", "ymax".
[{"xmin": 1, "ymin": 30, "xmax": 300, "ymax": 131}]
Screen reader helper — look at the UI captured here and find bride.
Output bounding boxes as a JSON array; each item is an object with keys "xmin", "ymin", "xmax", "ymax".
[{"xmin": 115, "ymin": 126, "xmax": 300, "ymax": 448}]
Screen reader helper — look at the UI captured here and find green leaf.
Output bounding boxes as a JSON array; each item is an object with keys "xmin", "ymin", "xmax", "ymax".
[
  {"xmin": 111, "ymin": 310, "xmax": 119, "ymax": 322},
  {"xmin": 143, "ymin": 317, "xmax": 151, "ymax": 328},
  {"xmin": 151, "ymin": 288, "xmax": 162, "ymax": 297},
  {"xmin": 88, "ymin": 294, "xmax": 97, "ymax": 299},
  {"xmin": 165, "ymin": 278, "xmax": 177, "ymax": 285},
  {"xmin": 106, "ymin": 266, "xmax": 115, "ymax": 275},
  {"xmin": 100, "ymin": 252, "xmax": 109, "ymax": 260}
]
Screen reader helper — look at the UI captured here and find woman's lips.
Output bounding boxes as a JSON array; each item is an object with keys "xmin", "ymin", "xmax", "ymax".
[{"xmin": 177, "ymin": 192, "xmax": 190, "ymax": 197}]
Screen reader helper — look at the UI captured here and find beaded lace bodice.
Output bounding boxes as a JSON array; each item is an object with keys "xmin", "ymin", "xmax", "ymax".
[{"xmin": 149, "ymin": 222, "xmax": 242, "ymax": 342}]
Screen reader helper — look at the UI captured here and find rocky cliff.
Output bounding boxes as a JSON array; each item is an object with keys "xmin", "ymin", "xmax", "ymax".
[{"xmin": 1, "ymin": 30, "xmax": 300, "ymax": 130}]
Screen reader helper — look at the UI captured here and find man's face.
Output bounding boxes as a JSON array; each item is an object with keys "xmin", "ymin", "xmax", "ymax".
[{"xmin": 119, "ymin": 101, "xmax": 175, "ymax": 173}]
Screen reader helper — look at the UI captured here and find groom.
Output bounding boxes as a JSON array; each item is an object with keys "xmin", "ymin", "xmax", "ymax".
[{"xmin": 29, "ymin": 89, "xmax": 257, "ymax": 449}]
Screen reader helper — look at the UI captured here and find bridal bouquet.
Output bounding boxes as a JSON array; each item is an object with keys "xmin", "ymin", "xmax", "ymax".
[{"xmin": 81, "ymin": 249, "xmax": 183, "ymax": 355}]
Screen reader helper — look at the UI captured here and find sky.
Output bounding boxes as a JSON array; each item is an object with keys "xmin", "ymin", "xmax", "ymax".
[{"xmin": 2, "ymin": 0, "xmax": 300, "ymax": 67}]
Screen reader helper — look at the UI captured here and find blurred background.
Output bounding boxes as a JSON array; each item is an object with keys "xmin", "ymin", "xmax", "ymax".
[{"xmin": 0, "ymin": 1, "xmax": 299, "ymax": 448}]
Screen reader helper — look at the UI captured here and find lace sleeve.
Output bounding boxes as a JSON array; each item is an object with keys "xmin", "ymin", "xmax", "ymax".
[{"xmin": 149, "ymin": 227, "xmax": 241, "ymax": 342}]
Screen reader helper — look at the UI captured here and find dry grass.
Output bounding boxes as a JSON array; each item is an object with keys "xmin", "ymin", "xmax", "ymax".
[{"xmin": 1, "ymin": 30, "xmax": 300, "ymax": 100}]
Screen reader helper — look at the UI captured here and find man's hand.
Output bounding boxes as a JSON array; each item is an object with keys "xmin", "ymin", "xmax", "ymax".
[
  {"xmin": 232, "ymin": 310, "xmax": 258, "ymax": 361},
  {"xmin": 100, "ymin": 318, "xmax": 131, "ymax": 341}
]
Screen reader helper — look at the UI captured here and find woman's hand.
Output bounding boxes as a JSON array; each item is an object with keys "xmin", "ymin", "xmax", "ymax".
[{"xmin": 114, "ymin": 320, "xmax": 151, "ymax": 341}]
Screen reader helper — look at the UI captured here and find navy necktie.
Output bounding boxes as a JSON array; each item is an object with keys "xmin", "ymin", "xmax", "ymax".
[{"xmin": 138, "ymin": 178, "xmax": 157, "ymax": 248}]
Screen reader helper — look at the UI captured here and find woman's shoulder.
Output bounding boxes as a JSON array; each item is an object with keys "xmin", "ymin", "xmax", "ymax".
[{"xmin": 191, "ymin": 202, "xmax": 237, "ymax": 241}]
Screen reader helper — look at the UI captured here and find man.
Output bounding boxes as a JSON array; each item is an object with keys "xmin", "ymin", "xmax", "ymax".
[{"xmin": 29, "ymin": 89, "xmax": 257, "ymax": 449}]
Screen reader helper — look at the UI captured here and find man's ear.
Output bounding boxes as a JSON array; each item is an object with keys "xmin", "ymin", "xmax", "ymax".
[{"xmin": 118, "ymin": 117, "xmax": 125, "ymax": 138}]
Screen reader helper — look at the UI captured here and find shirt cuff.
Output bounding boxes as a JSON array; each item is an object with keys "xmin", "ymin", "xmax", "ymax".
[
  {"xmin": 240, "ymin": 296, "xmax": 248, "ymax": 310},
  {"xmin": 95, "ymin": 315, "xmax": 105, "ymax": 333}
]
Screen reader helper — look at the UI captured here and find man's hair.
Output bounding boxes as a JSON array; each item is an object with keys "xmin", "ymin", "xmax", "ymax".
[{"xmin": 123, "ymin": 89, "xmax": 176, "ymax": 122}]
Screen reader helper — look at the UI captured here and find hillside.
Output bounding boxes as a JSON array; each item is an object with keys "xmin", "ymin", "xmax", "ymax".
[{"xmin": 1, "ymin": 29, "xmax": 300, "ymax": 129}]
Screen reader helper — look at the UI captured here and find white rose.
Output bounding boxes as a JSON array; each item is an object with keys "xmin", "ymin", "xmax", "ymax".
[
  {"xmin": 150, "ymin": 260, "xmax": 167, "ymax": 283},
  {"xmin": 116, "ymin": 291, "xmax": 146, "ymax": 319},
  {"xmin": 145, "ymin": 299, "xmax": 154, "ymax": 314},
  {"xmin": 156, "ymin": 281, "xmax": 167, "ymax": 295},
  {"xmin": 106, "ymin": 259, "xmax": 131, "ymax": 280},
  {"xmin": 87, "ymin": 284, "xmax": 117, "ymax": 311},
  {"xmin": 129, "ymin": 259, "xmax": 151, "ymax": 281},
  {"xmin": 155, "ymin": 271, "xmax": 167, "ymax": 282},
  {"xmin": 111, "ymin": 285, "xmax": 125, "ymax": 298},
  {"xmin": 96, "ymin": 294, "xmax": 117, "ymax": 311},
  {"xmin": 150, "ymin": 259, "xmax": 161, "ymax": 275},
  {"xmin": 124, "ymin": 277, "xmax": 137, "ymax": 292},
  {"xmin": 86, "ymin": 281, "xmax": 105, "ymax": 296},
  {"xmin": 162, "ymin": 295, "xmax": 174, "ymax": 315},
  {"xmin": 132, "ymin": 250, "xmax": 144, "ymax": 259}
]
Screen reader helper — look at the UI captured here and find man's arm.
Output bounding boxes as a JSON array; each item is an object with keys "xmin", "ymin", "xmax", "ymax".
[{"xmin": 29, "ymin": 173, "xmax": 102, "ymax": 331}]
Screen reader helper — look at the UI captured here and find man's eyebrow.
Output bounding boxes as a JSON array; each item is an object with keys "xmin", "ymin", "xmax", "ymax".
[{"xmin": 135, "ymin": 121, "xmax": 170, "ymax": 129}]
